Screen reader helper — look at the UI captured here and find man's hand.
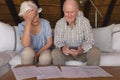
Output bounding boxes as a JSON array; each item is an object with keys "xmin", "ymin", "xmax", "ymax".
[
  {"xmin": 62, "ymin": 46, "xmax": 84, "ymax": 56},
  {"xmin": 70, "ymin": 47, "xmax": 84, "ymax": 56},
  {"xmin": 62, "ymin": 45, "xmax": 71, "ymax": 55}
]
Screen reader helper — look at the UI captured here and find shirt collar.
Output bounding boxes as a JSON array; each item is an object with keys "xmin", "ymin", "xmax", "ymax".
[{"xmin": 66, "ymin": 19, "xmax": 76, "ymax": 26}]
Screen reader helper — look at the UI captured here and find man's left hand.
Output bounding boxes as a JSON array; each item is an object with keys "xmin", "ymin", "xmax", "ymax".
[{"xmin": 70, "ymin": 47, "xmax": 84, "ymax": 56}]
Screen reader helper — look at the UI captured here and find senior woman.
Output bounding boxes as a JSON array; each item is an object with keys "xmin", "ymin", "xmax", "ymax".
[{"xmin": 18, "ymin": 1, "xmax": 52, "ymax": 65}]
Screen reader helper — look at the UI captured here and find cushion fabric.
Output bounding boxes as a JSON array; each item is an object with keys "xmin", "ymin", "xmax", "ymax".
[
  {"xmin": 0, "ymin": 22, "xmax": 22, "ymax": 52},
  {"xmin": 100, "ymin": 52, "xmax": 120, "ymax": 66},
  {"xmin": 9, "ymin": 54, "xmax": 21, "ymax": 68},
  {"xmin": 112, "ymin": 24, "xmax": 120, "ymax": 52},
  {"xmin": 92, "ymin": 24, "xmax": 115, "ymax": 52},
  {"xmin": 0, "ymin": 52, "xmax": 11, "ymax": 67},
  {"xmin": 0, "ymin": 64, "xmax": 10, "ymax": 77},
  {"xmin": 0, "ymin": 22, "xmax": 14, "ymax": 51},
  {"xmin": 0, "ymin": 51, "xmax": 17, "ymax": 77},
  {"xmin": 65, "ymin": 60, "xmax": 85, "ymax": 66}
]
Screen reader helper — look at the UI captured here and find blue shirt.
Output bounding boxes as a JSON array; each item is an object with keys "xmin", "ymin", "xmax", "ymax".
[{"xmin": 18, "ymin": 18, "xmax": 52, "ymax": 52}]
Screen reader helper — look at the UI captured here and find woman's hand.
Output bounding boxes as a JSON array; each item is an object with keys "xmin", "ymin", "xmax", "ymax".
[
  {"xmin": 23, "ymin": 9, "xmax": 36, "ymax": 24},
  {"xmin": 33, "ymin": 52, "xmax": 40, "ymax": 64}
]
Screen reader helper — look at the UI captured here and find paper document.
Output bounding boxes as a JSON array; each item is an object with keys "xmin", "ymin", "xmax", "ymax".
[
  {"xmin": 60, "ymin": 66, "xmax": 112, "ymax": 78},
  {"xmin": 12, "ymin": 66, "xmax": 42, "ymax": 80},
  {"xmin": 37, "ymin": 66, "xmax": 62, "ymax": 79},
  {"xmin": 12, "ymin": 66, "xmax": 112, "ymax": 80},
  {"xmin": 61, "ymin": 66, "xmax": 90, "ymax": 78},
  {"xmin": 84, "ymin": 66, "xmax": 113, "ymax": 77}
]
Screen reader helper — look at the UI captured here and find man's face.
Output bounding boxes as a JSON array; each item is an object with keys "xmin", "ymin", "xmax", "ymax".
[{"xmin": 63, "ymin": 3, "xmax": 78, "ymax": 25}]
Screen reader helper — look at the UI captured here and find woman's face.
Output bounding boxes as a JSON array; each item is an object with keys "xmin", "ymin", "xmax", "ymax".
[
  {"xmin": 31, "ymin": 10, "xmax": 40, "ymax": 26},
  {"xmin": 23, "ymin": 9, "xmax": 40, "ymax": 26}
]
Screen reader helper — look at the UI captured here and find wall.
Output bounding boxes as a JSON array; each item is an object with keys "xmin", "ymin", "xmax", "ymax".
[{"xmin": 0, "ymin": 0, "xmax": 120, "ymax": 28}]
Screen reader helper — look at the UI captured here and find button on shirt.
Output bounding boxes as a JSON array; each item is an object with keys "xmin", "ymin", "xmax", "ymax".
[
  {"xmin": 18, "ymin": 18, "xmax": 52, "ymax": 52},
  {"xmin": 54, "ymin": 11, "xmax": 94, "ymax": 53}
]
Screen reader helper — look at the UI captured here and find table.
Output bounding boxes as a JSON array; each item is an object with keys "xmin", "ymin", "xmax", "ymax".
[{"xmin": 0, "ymin": 65, "xmax": 120, "ymax": 80}]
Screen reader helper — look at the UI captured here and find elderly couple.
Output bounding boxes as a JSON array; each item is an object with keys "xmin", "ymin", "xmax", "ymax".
[{"xmin": 18, "ymin": 0, "xmax": 100, "ymax": 66}]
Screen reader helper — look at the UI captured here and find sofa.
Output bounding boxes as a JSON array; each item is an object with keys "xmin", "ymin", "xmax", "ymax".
[{"xmin": 0, "ymin": 22, "xmax": 120, "ymax": 77}]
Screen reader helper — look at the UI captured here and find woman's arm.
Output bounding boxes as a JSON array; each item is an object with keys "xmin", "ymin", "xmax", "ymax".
[{"xmin": 38, "ymin": 37, "xmax": 52, "ymax": 53}]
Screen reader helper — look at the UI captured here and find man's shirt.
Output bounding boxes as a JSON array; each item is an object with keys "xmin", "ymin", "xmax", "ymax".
[{"xmin": 54, "ymin": 11, "xmax": 94, "ymax": 53}]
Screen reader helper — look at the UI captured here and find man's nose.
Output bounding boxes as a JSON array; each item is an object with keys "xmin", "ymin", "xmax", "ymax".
[{"xmin": 68, "ymin": 13, "xmax": 71, "ymax": 16}]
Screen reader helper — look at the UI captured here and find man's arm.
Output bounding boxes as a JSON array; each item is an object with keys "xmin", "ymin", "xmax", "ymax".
[
  {"xmin": 81, "ymin": 18, "xmax": 94, "ymax": 53},
  {"xmin": 54, "ymin": 22, "xmax": 73, "ymax": 55},
  {"xmin": 54, "ymin": 22, "xmax": 65, "ymax": 49}
]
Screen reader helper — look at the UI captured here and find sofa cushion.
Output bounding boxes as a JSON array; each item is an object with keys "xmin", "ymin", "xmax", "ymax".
[
  {"xmin": 100, "ymin": 52, "xmax": 120, "ymax": 66},
  {"xmin": 0, "ymin": 52, "xmax": 11, "ymax": 67},
  {"xmin": 0, "ymin": 64, "xmax": 10, "ymax": 77},
  {"xmin": 112, "ymin": 24, "xmax": 120, "ymax": 52},
  {"xmin": 0, "ymin": 22, "xmax": 15, "ymax": 51},
  {"xmin": 65, "ymin": 60, "xmax": 85, "ymax": 66},
  {"xmin": 93, "ymin": 24, "xmax": 115, "ymax": 52},
  {"xmin": 0, "ymin": 22, "xmax": 22, "ymax": 52},
  {"xmin": 9, "ymin": 54, "xmax": 21, "ymax": 68}
]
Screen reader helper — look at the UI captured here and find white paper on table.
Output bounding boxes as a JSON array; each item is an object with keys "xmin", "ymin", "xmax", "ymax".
[
  {"xmin": 37, "ymin": 66, "xmax": 62, "ymax": 79},
  {"xmin": 12, "ymin": 66, "xmax": 42, "ymax": 80},
  {"xmin": 60, "ymin": 66, "xmax": 90, "ymax": 78},
  {"xmin": 60, "ymin": 66, "xmax": 112, "ymax": 78},
  {"xmin": 84, "ymin": 66, "xmax": 113, "ymax": 77}
]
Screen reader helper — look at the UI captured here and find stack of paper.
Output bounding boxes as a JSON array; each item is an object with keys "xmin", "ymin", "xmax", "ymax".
[
  {"xmin": 60, "ymin": 66, "xmax": 112, "ymax": 78},
  {"xmin": 12, "ymin": 66, "xmax": 112, "ymax": 80},
  {"xmin": 37, "ymin": 66, "xmax": 62, "ymax": 79},
  {"xmin": 12, "ymin": 66, "xmax": 41, "ymax": 80}
]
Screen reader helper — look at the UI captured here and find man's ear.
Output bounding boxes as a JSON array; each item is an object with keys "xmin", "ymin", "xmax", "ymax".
[{"xmin": 76, "ymin": 9, "xmax": 79, "ymax": 12}]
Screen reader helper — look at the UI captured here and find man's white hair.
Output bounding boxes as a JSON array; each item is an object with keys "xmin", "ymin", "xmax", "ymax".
[{"xmin": 63, "ymin": 0, "xmax": 79, "ymax": 11}]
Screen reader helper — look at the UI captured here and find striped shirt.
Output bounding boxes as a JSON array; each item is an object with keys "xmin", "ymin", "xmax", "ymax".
[{"xmin": 54, "ymin": 11, "xmax": 94, "ymax": 53}]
